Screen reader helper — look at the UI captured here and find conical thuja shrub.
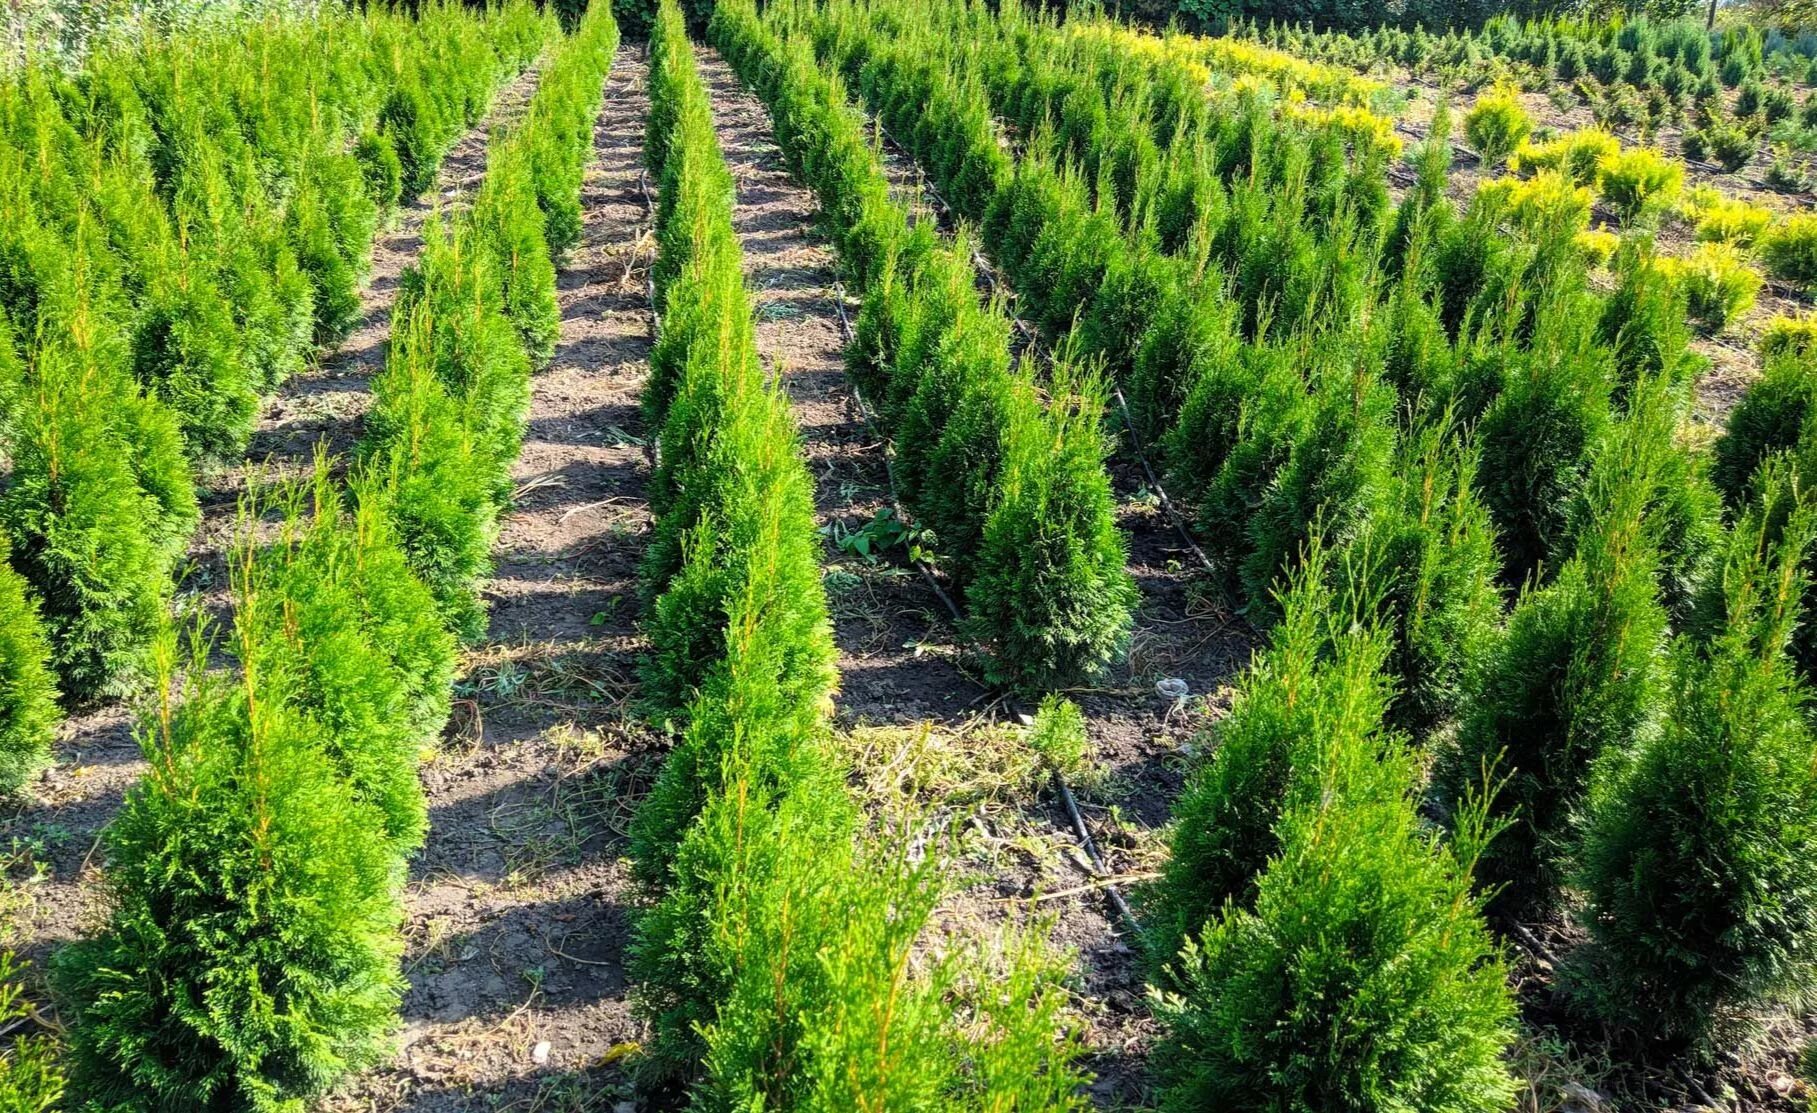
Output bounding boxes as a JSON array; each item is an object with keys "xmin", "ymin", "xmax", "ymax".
[
  {"xmin": 639, "ymin": 261, "xmax": 764, "ymax": 606},
  {"xmin": 357, "ymin": 301, "xmax": 500, "ymax": 640},
  {"xmin": 632, "ymin": 745, "xmax": 854, "ymax": 1094},
  {"xmin": 643, "ymin": 224, "xmax": 744, "ymax": 441},
  {"xmin": 1441, "ymin": 377, "xmax": 1672, "ymax": 922},
  {"xmin": 290, "ymin": 174, "xmax": 366, "ymax": 346},
  {"xmin": 964, "ymin": 358, "xmax": 1135, "ymax": 690},
  {"xmin": 1128, "ymin": 280, "xmax": 1239, "ymax": 453},
  {"xmin": 1572, "ymin": 459, "xmax": 1817, "ymax": 1051},
  {"xmin": 54, "ymin": 629, "xmax": 403, "ymax": 1110},
  {"xmin": 1341, "ymin": 419, "xmax": 1503, "ymax": 737},
  {"xmin": 1474, "ymin": 308, "xmax": 1612, "ymax": 589},
  {"xmin": 1142, "ymin": 554, "xmax": 1395, "ymax": 981},
  {"xmin": 1240, "ymin": 340, "xmax": 1398, "ymax": 619},
  {"xmin": 235, "ymin": 463, "xmax": 455, "ymax": 857},
  {"xmin": 1185, "ymin": 347, "xmax": 1309, "ymax": 599},
  {"xmin": 1, "ymin": 333, "xmax": 194, "ymax": 702},
  {"xmin": 470, "ymin": 139, "xmax": 559, "ymax": 369},
  {"xmin": 630, "ymin": 522, "xmax": 841, "ymax": 1082},
  {"xmin": 1154, "ymin": 717, "xmax": 1517, "ymax": 1113},
  {"xmin": 1712, "ymin": 347, "xmax": 1817, "ymax": 510},
  {"xmin": 398, "ymin": 218, "xmax": 532, "ymax": 488},
  {"xmin": 640, "ymin": 386, "xmax": 833, "ymax": 732},
  {"xmin": 894, "ymin": 293, "xmax": 1014, "ymax": 567}
]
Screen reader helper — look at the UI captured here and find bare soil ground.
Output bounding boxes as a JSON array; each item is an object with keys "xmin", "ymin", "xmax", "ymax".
[{"xmin": 697, "ymin": 46, "xmax": 1252, "ymax": 1110}]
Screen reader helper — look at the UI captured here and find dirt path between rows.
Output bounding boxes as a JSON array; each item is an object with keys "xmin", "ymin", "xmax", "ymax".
[
  {"xmin": 698, "ymin": 44, "xmax": 1253, "ymax": 1109},
  {"xmin": 328, "ymin": 46, "xmax": 657, "ymax": 1112}
]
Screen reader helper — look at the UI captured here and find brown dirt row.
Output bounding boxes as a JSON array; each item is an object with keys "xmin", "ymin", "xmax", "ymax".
[{"xmin": 695, "ymin": 45, "xmax": 1251, "ymax": 1110}]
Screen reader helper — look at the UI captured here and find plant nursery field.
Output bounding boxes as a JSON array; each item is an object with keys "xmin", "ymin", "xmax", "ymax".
[{"xmin": 5, "ymin": 0, "xmax": 1817, "ymax": 1111}]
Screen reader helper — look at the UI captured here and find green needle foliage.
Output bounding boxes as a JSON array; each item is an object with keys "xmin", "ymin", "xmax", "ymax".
[
  {"xmin": 1713, "ymin": 347, "xmax": 1817, "ymax": 510},
  {"xmin": 358, "ymin": 3, "xmax": 615, "ymax": 638},
  {"xmin": 0, "ymin": 952, "xmax": 63, "ymax": 1110},
  {"xmin": 639, "ymin": 384, "xmax": 835, "ymax": 731},
  {"xmin": 1240, "ymin": 346, "xmax": 1398, "ymax": 619},
  {"xmin": 635, "ymin": 9, "xmax": 1091, "ymax": 1105},
  {"xmin": 237, "ymin": 464, "xmax": 457, "ymax": 857},
  {"xmin": 0, "ymin": 0, "xmax": 549, "ymax": 701},
  {"xmin": 55, "ymin": 628, "xmax": 405, "ymax": 1111},
  {"xmin": 1, "ymin": 333, "xmax": 196, "ymax": 703},
  {"xmin": 715, "ymin": 0, "xmax": 1134, "ymax": 691},
  {"xmin": 523, "ymin": 5, "xmax": 620, "ymax": 260},
  {"xmin": 1440, "ymin": 378, "xmax": 1673, "ymax": 923},
  {"xmin": 780, "ymin": 0, "xmax": 1817, "ymax": 1087},
  {"xmin": 1340, "ymin": 420, "xmax": 1503, "ymax": 737},
  {"xmin": 1474, "ymin": 307, "xmax": 1613, "ymax": 589},
  {"xmin": 634, "ymin": 2, "xmax": 831, "ymax": 730},
  {"xmin": 358, "ymin": 302, "xmax": 503, "ymax": 640},
  {"xmin": 1187, "ymin": 350, "xmax": 1313, "ymax": 600},
  {"xmin": 1464, "ymin": 85, "xmax": 1532, "ymax": 166},
  {"xmin": 1573, "ymin": 462, "xmax": 1817, "ymax": 1052},
  {"xmin": 0, "ymin": 541, "xmax": 58, "ymax": 797},
  {"xmin": 396, "ymin": 218, "xmax": 534, "ymax": 484},
  {"xmin": 965, "ymin": 360, "xmax": 1137, "ymax": 690},
  {"xmin": 49, "ymin": 10, "xmax": 606, "ymax": 1106},
  {"xmin": 1153, "ymin": 721, "xmax": 1517, "ymax": 1113},
  {"xmin": 469, "ymin": 141, "xmax": 561, "ymax": 369},
  {"xmin": 1143, "ymin": 554, "xmax": 1395, "ymax": 981}
]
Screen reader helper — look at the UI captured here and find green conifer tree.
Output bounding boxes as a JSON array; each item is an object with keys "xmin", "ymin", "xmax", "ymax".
[
  {"xmin": 55, "ymin": 630, "xmax": 404, "ymax": 1109},
  {"xmin": 1573, "ymin": 462, "xmax": 1817, "ymax": 1051},
  {"xmin": 964, "ymin": 361, "xmax": 1136, "ymax": 690}
]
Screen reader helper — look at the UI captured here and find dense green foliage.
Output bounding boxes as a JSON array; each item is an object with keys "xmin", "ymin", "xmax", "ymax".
[
  {"xmin": 0, "ymin": 1, "xmax": 544, "ymax": 703},
  {"xmin": 56, "ymin": 630, "xmax": 408, "ymax": 1112},
  {"xmin": 780, "ymin": 0, "xmax": 1817, "ymax": 1092},
  {"xmin": 0, "ymin": 541, "xmax": 58, "ymax": 796},
  {"xmin": 1464, "ymin": 85, "xmax": 1532, "ymax": 165},
  {"xmin": 1714, "ymin": 348, "xmax": 1817, "ymax": 507},
  {"xmin": 1573, "ymin": 464, "xmax": 1817, "ymax": 1052},
  {"xmin": 716, "ymin": 0, "xmax": 1137, "ymax": 690},
  {"xmin": 1153, "ymin": 724, "xmax": 1517, "ymax": 1113},
  {"xmin": 1142, "ymin": 558, "xmax": 1395, "ymax": 977},
  {"xmin": 359, "ymin": 0, "xmax": 617, "ymax": 640}
]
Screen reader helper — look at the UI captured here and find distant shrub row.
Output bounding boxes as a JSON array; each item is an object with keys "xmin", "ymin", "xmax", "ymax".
[
  {"xmin": 47, "ymin": 5, "xmax": 621, "ymax": 1107},
  {"xmin": 625, "ymin": 2, "xmax": 1091, "ymax": 1105},
  {"xmin": 715, "ymin": 5, "xmax": 1135, "ymax": 693}
]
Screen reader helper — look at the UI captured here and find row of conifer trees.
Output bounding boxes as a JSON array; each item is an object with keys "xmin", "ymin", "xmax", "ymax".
[
  {"xmin": 40, "ymin": 5, "xmax": 623, "ymax": 1107},
  {"xmin": 789, "ymin": 0, "xmax": 1817, "ymax": 1101},
  {"xmin": 621, "ymin": 3, "xmax": 1092, "ymax": 1105},
  {"xmin": 0, "ymin": 1, "xmax": 548, "ymax": 806},
  {"xmin": 702, "ymin": 0, "xmax": 1139, "ymax": 696}
]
